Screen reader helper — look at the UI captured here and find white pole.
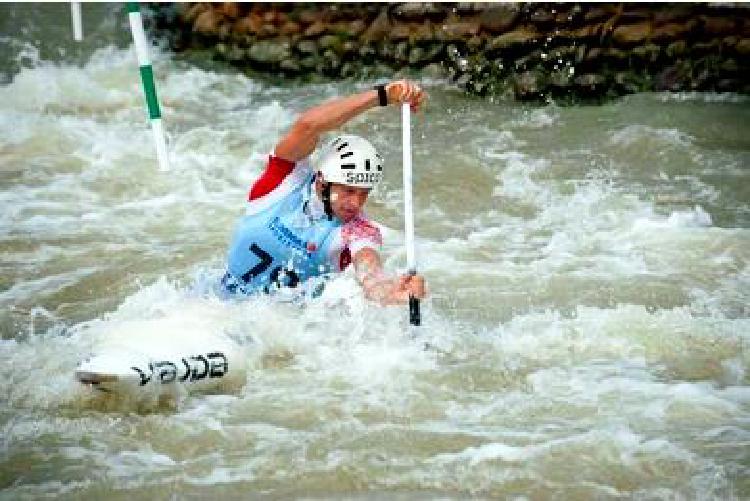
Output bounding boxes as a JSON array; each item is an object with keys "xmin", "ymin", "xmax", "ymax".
[
  {"xmin": 71, "ymin": 2, "xmax": 83, "ymax": 42},
  {"xmin": 127, "ymin": 2, "xmax": 170, "ymax": 171},
  {"xmin": 402, "ymin": 103, "xmax": 420, "ymax": 326},
  {"xmin": 402, "ymin": 103, "xmax": 416, "ymax": 274}
]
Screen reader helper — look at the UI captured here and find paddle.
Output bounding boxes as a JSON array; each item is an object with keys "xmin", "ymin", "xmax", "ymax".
[{"xmin": 402, "ymin": 103, "xmax": 420, "ymax": 326}]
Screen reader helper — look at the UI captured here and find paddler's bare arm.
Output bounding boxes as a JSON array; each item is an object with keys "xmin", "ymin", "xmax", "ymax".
[
  {"xmin": 353, "ymin": 247, "xmax": 426, "ymax": 306},
  {"xmin": 274, "ymin": 80, "xmax": 426, "ymax": 162}
]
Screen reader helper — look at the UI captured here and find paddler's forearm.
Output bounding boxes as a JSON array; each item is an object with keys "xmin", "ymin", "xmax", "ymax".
[
  {"xmin": 360, "ymin": 271, "xmax": 426, "ymax": 306},
  {"xmin": 294, "ymin": 80, "xmax": 424, "ymax": 135},
  {"xmin": 354, "ymin": 248, "xmax": 410, "ymax": 306},
  {"xmin": 299, "ymin": 89, "xmax": 379, "ymax": 134},
  {"xmin": 275, "ymin": 89, "xmax": 378, "ymax": 161},
  {"xmin": 354, "ymin": 247, "xmax": 390, "ymax": 304},
  {"xmin": 274, "ymin": 80, "xmax": 425, "ymax": 162},
  {"xmin": 360, "ymin": 271, "xmax": 399, "ymax": 305}
]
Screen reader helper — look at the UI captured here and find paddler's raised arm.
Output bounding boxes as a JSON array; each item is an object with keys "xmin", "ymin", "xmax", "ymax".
[{"xmin": 274, "ymin": 80, "xmax": 426, "ymax": 162}]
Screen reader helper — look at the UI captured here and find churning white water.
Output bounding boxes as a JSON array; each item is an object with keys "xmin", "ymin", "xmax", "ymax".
[{"xmin": 1, "ymin": 4, "xmax": 749, "ymax": 499}]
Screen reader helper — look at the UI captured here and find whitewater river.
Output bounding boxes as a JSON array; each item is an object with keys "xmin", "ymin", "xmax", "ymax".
[{"xmin": 1, "ymin": 4, "xmax": 749, "ymax": 499}]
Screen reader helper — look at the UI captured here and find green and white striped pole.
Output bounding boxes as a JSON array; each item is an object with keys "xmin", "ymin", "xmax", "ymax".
[{"xmin": 127, "ymin": 2, "xmax": 169, "ymax": 171}]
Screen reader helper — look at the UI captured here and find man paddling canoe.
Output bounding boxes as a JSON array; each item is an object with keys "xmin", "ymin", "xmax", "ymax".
[{"xmin": 221, "ymin": 80, "xmax": 427, "ymax": 305}]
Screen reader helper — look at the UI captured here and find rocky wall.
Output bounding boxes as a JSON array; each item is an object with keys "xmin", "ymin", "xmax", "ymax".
[{"xmin": 151, "ymin": 2, "xmax": 750, "ymax": 102}]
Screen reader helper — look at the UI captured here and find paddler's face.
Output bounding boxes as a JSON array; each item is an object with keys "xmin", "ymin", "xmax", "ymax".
[{"xmin": 329, "ymin": 183, "xmax": 370, "ymax": 223}]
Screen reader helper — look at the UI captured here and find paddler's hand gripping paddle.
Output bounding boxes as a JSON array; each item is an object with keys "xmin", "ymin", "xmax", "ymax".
[{"xmin": 402, "ymin": 103, "xmax": 420, "ymax": 326}]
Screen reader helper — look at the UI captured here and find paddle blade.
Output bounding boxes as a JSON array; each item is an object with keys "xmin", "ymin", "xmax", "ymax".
[{"xmin": 409, "ymin": 296, "xmax": 421, "ymax": 326}]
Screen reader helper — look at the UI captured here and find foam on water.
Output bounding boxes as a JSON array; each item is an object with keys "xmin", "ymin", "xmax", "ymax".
[
  {"xmin": 610, "ymin": 124, "xmax": 695, "ymax": 149},
  {"xmin": 655, "ymin": 91, "xmax": 750, "ymax": 104},
  {"xmin": 507, "ymin": 106, "xmax": 561, "ymax": 129}
]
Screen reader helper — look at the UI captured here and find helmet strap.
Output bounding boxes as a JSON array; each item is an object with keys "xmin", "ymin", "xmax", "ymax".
[{"xmin": 321, "ymin": 181, "xmax": 334, "ymax": 221}]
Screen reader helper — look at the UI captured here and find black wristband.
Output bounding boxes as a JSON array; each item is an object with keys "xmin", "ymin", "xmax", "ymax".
[{"xmin": 374, "ymin": 84, "xmax": 388, "ymax": 106}]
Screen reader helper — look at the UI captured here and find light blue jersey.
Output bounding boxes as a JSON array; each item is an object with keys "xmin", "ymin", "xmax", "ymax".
[{"xmin": 223, "ymin": 171, "xmax": 341, "ymax": 295}]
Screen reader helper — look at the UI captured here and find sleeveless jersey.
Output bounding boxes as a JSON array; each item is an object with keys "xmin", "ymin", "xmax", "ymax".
[{"xmin": 223, "ymin": 158, "xmax": 382, "ymax": 295}]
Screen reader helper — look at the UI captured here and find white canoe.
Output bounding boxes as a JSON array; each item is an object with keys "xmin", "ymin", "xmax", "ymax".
[{"xmin": 75, "ymin": 312, "xmax": 248, "ymax": 397}]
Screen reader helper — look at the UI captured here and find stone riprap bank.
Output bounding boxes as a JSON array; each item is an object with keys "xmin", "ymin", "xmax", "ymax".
[{"xmin": 152, "ymin": 2, "xmax": 750, "ymax": 101}]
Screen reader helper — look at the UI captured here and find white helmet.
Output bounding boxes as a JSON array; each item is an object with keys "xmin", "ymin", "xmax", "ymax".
[{"xmin": 316, "ymin": 135, "xmax": 383, "ymax": 189}]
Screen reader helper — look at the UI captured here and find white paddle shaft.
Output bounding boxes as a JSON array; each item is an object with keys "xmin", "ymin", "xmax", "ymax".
[{"xmin": 402, "ymin": 103, "xmax": 417, "ymax": 274}]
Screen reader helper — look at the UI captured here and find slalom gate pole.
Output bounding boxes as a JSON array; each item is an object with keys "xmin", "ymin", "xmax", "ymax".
[
  {"xmin": 71, "ymin": 2, "xmax": 83, "ymax": 41},
  {"xmin": 127, "ymin": 2, "xmax": 169, "ymax": 171}
]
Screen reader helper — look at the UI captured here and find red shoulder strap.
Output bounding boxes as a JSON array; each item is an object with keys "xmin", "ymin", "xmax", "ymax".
[{"xmin": 248, "ymin": 155, "xmax": 296, "ymax": 201}]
